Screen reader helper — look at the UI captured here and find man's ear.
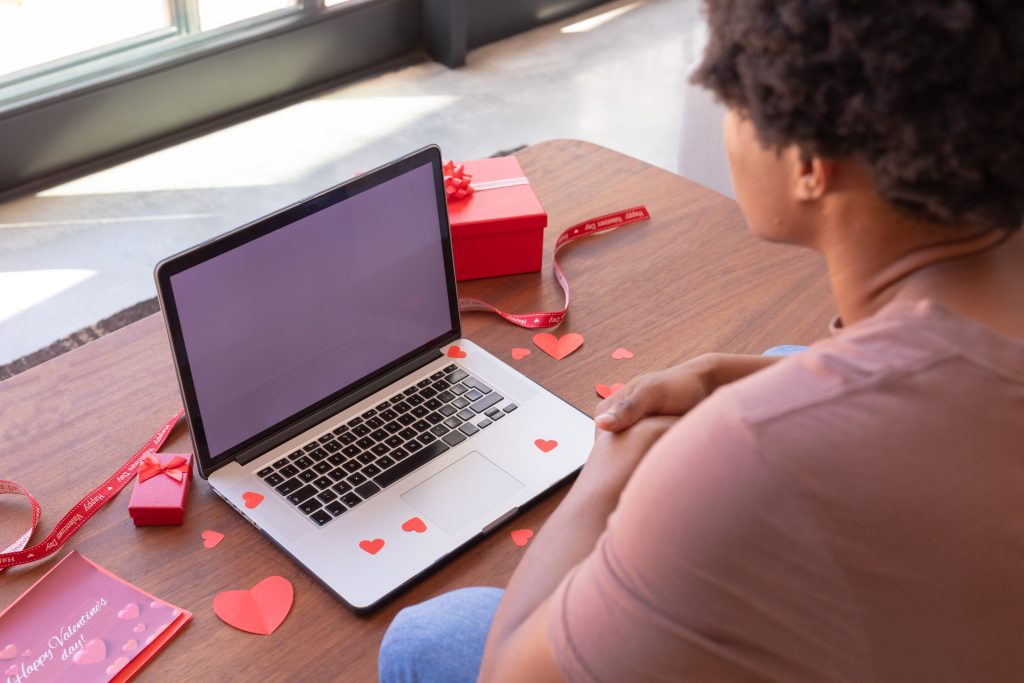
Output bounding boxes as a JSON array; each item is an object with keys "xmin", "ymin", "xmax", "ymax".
[{"xmin": 793, "ymin": 150, "xmax": 837, "ymax": 201}]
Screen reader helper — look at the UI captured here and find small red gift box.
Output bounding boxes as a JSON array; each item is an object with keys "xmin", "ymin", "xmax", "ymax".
[
  {"xmin": 128, "ymin": 453, "xmax": 192, "ymax": 526},
  {"xmin": 446, "ymin": 156, "xmax": 547, "ymax": 281}
]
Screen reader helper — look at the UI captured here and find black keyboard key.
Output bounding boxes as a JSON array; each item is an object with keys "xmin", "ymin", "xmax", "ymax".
[
  {"xmin": 338, "ymin": 432, "xmax": 357, "ymax": 445},
  {"xmin": 258, "ymin": 466, "xmax": 276, "ymax": 478},
  {"xmin": 426, "ymin": 412, "xmax": 444, "ymax": 425},
  {"xmin": 356, "ymin": 436, "xmax": 375, "ymax": 450},
  {"xmin": 443, "ymin": 416, "xmax": 462, "ymax": 429},
  {"xmin": 384, "ymin": 420, "xmax": 402, "ymax": 434},
  {"xmin": 343, "ymin": 460, "xmax": 360, "ymax": 473},
  {"xmin": 295, "ymin": 455, "xmax": 313, "ymax": 469},
  {"xmin": 451, "ymin": 384, "xmax": 468, "ymax": 396},
  {"xmin": 390, "ymin": 393, "xmax": 405, "ymax": 403},
  {"xmin": 393, "ymin": 401, "xmax": 411, "ymax": 413},
  {"xmin": 357, "ymin": 452, "xmax": 375, "ymax": 465},
  {"xmin": 448, "ymin": 369, "xmax": 468, "ymax": 382},
  {"xmin": 503, "ymin": 403, "xmax": 518, "ymax": 413},
  {"xmin": 491, "ymin": 411, "xmax": 505, "ymax": 420},
  {"xmin": 279, "ymin": 464, "xmax": 299, "ymax": 478},
  {"xmin": 367, "ymin": 416, "xmax": 384, "ymax": 429},
  {"xmin": 477, "ymin": 418, "xmax": 492, "ymax": 429},
  {"xmin": 459, "ymin": 422, "xmax": 479, "ymax": 436},
  {"xmin": 444, "ymin": 363, "xmax": 457, "ymax": 372},
  {"xmin": 370, "ymin": 429, "xmax": 388, "ymax": 442},
  {"xmin": 348, "ymin": 472, "xmax": 368, "ymax": 486},
  {"xmin": 362, "ymin": 463, "xmax": 382, "ymax": 478},
  {"xmin": 417, "ymin": 378, "xmax": 432, "ymax": 388},
  {"xmin": 353, "ymin": 424, "xmax": 370, "ymax": 437},
  {"xmin": 374, "ymin": 441, "xmax": 450, "ymax": 488},
  {"xmin": 287, "ymin": 485, "xmax": 317, "ymax": 505},
  {"xmin": 350, "ymin": 416, "xmax": 364, "ymax": 426},
  {"xmin": 457, "ymin": 408, "xmax": 476, "ymax": 421},
  {"xmin": 342, "ymin": 445, "xmax": 360, "ymax": 458},
  {"xmin": 398, "ymin": 414, "xmax": 415, "ymax": 426},
  {"xmin": 265, "ymin": 472, "xmax": 284, "ymax": 486},
  {"xmin": 418, "ymin": 432, "xmax": 437, "ymax": 445},
  {"xmin": 313, "ymin": 461, "xmax": 332, "ymax": 475},
  {"xmin": 433, "ymin": 380, "xmax": 452, "ymax": 393},
  {"xmin": 464, "ymin": 377, "xmax": 492, "ymax": 394},
  {"xmin": 329, "ymin": 467, "xmax": 347, "ymax": 481},
  {"xmin": 298, "ymin": 470, "xmax": 318, "ymax": 483},
  {"xmin": 309, "ymin": 448, "xmax": 328, "ymax": 461},
  {"xmin": 420, "ymin": 387, "xmax": 438, "ymax": 399},
  {"xmin": 406, "ymin": 439, "xmax": 423, "ymax": 452},
  {"xmin": 299, "ymin": 498, "xmax": 322, "ymax": 515},
  {"xmin": 332, "ymin": 480, "xmax": 352, "ymax": 495},
  {"xmin": 412, "ymin": 405, "xmax": 429, "ymax": 418},
  {"xmin": 439, "ymin": 404, "xmax": 457, "ymax": 416},
  {"xmin": 464, "ymin": 389, "xmax": 484, "ymax": 402},
  {"xmin": 392, "ymin": 447, "xmax": 409, "ymax": 461},
  {"xmin": 430, "ymin": 424, "xmax": 450, "ymax": 437},
  {"xmin": 442, "ymin": 430, "xmax": 467, "ymax": 446},
  {"xmin": 324, "ymin": 440, "xmax": 342, "ymax": 453},
  {"xmin": 328, "ymin": 453, "xmax": 345, "ymax": 466},
  {"xmin": 407, "ymin": 394, "xmax": 425, "ymax": 406},
  {"xmin": 290, "ymin": 450, "xmax": 306, "ymax": 460},
  {"xmin": 412, "ymin": 419, "xmax": 431, "ymax": 432},
  {"xmin": 425, "ymin": 398, "xmax": 442, "ymax": 410},
  {"xmin": 356, "ymin": 480, "xmax": 381, "ymax": 499},
  {"xmin": 485, "ymin": 408, "xmax": 502, "ymax": 418},
  {"xmin": 380, "ymin": 408, "xmax": 398, "ymax": 421},
  {"xmin": 362, "ymin": 408, "xmax": 378, "ymax": 419},
  {"xmin": 273, "ymin": 457, "xmax": 291, "ymax": 469},
  {"xmin": 313, "ymin": 476, "xmax": 333, "ymax": 489},
  {"xmin": 385, "ymin": 435, "xmax": 404, "ymax": 448},
  {"xmin": 332, "ymin": 425, "xmax": 350, "ymax": 436},
  {"xmin": 430, "ymin": 371, "xmax": 445, "ymax": 380},
  {"xmin": 275, "ymin": 478, "xmax": 302, "ymax": 495},
  {"xmin": 326, "ymin": 501, "xmax": 346, "ymax": 516},
  {"xmin": 372, "ymin": 443, "xmax": 390, "ymax": 456},
  {"xmin": 341, "ymin": 492, "xmax": 362, "ymax": 507},
  {"xmin": 377, "ymin": 400, "xmax": 391, "ymax": 410},
  {"xmin": 303, "ymin": 443, "xmax": 319, "ymax": 452},
  {"xmin": 310, "ymin": 509, "xmax": 333, "ymax": 526},
  {"xmin": 470, "ymin": 392, "xmax": 504, "ymax": 414},
  {"xmin": 377, "ymin": 455, "xmax": 395, "ymax": 469},
  {"xmin": 399, "ymin": 427, "xmax": 417, "ymax": 440},
  {"xmin": 317, "ymin": 490, "xmax": 337, "ymax": 503},
  {"xmin": 452, "ymin": 396, "xmax": 470, "ymax": 408},
  {"xmin": 403, "ymin": 386, "xmax": 418, "ymax": 396},
  {"xmin": 318, "ymin": 434, "xmax": 334, "ymax": 444}
]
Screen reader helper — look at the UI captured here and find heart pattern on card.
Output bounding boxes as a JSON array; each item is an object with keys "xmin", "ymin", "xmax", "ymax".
[
  {"xmin": 105, "ymin": 656, "xmax": 129, "ymax": 676},
  {"xmin": 133, "ymin": 623, "xmax": 145, "ymax": 634},
  {"xmin": 213, "ymin": 576, "xmax": 294, "ymax": 635},
  {"xmin": 359, "ymin": 538, "xmax": 385, "ymax": 555},
  {"xmin": 510, "ymin": 529, "xmax": 534, "ymax": 547},
  {"xmin": 242, "ymin": 492, "xmax": 264, "ymax": 509},
  {"xmin": 71, "ymin": 639, "xmax": 106, "ymax": 666},
  {"xmin": 0, "ymin": 645, "xmax": 14, "ymax": 660},
  {"xmin": 401, "ymin": 517, "xmax": 427, "ymax": 533},
  {"xmin": 122, "ymin": 639, "xmax": 138, "ymax": 652},
  {"xmin": 611, "ymin": 347, "xmax": 634, "ymax": 360},
  {"xmin": 117, "ymin": 603, "xmax": 139, "ymax": 620},
  {"xmin": 447, "ymin": 345, "xmax": 467, "ymax": 358},
  {"xmin": 511, "ymin": 347, "xmax": 531, "ymax": 360},
  {"xmin": 5, "ymin": 665, "xmax": 16, "ymax": 677},
  {"xmin": 534, "ymin": 439, "xmax": 558, "ymax": 453},
  {"xmin": 202, "ymin": 530, "xmax": 225, "ymax": 548},
  {"xmin": 532, "ymin": 333, "xmax": 584, "ymax": 361},
  {"xmin": 595, "ymin": 383, "xmax": 625, "ymax": 399}
]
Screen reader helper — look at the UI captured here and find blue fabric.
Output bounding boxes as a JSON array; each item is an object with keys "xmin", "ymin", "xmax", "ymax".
[
  {"xmin": 762, "ymin": 344, "xmax": 809, "ymax": 357},
  {"xmin": 379, "ymin": 586, "xmax": 505, "ymax": 683}
]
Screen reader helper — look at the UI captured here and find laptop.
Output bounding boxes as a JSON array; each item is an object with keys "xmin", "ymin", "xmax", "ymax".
[{"xmin": 154, "ymin": 145, "xmax": 593, "ymax": 611}]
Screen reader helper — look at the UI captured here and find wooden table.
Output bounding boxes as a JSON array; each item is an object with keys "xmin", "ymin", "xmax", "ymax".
[{"xmin": 0, "ymin": 140, "xmax": 834, "ymax": 681}]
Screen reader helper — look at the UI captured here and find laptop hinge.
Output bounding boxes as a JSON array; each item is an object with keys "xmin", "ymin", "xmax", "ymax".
[{"xmin": 232, "ymin": 347, "xmax": 446, "ymax": 467}]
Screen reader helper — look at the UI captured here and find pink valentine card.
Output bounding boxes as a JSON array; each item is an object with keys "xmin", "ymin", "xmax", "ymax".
[{"xmin": 0, "ymin": 552, "xmax": 190, "ymax": 683}]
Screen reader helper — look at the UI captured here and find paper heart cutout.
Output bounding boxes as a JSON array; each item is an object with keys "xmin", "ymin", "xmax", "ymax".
[
  {"xmin": 510, "ymin": 529, "xmax": 534, "ymax": 547},
  {"xmin": 534, "ymin": 439, "xmax": 558, "ymax": 453},
  {"xmin": 0, "ymin": 645, "xmax": 14, "ymax": 660},
  {"xmin": 611, "ymin": 347, "xmax": 634, "ymax": 360},
  {"xmin": 117, "ymin": 603, "xmax": 139, "ymax": 620},
  {"xmin": 121, "ymin": 639, "xmax": 138, "ymax": 652},
  {"xmin": 447, "ymin": 345, "xmax": 467, "ymax": 358},
  {"xmin": 105, "ymin": 656, "xmax": 129, "ymax": 676},
  {"xmin": 72, "ymin": 639, "xmax": 106, "ymax": 665},
  {"xmin": 5, "ymin": 665, "xmax": 16, "ymax": 677},
  {"xmin": 511, "ymin": 347, "xmax": 532, "ymax": 360},
  {"xmin": 202, "ymin": 530, "xmax": 225, "ymax": 548},
  {"xmin": 133, "ymin": 623, "xmax": 145, "ymax": 633},
  {"xmin": 213, "ymin": 576, "xmax": 294, "ymax": 636},
  {"xmin": 595, "ymin": 383, "xmax": 625, "ymax": 399},
  {"xmin": 359, "ymin": 538, "xmax": 385, "ymax": 555},
  {"xmin": 401, "ymin": 517, "xmax": 427, "ymax": 533},
  {"xmin": 532, "ymin": 332, "xmax": 584, "ymax": 361},
  {"xmin": 149, "ymin": 600, "xmax": 165, "ymax": 609},
  {"xmin": 242, "ymin": 492, "xmax": 264, "ymax": 509}
]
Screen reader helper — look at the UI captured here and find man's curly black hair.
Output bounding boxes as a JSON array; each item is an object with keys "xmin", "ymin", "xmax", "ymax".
[{"xmin": 692, "ymin": 0, "xmax": 1024, "ymax": 232}]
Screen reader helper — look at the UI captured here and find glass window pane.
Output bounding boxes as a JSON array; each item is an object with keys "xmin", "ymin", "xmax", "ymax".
[
  {"xmin": 324, "ymin": 0, "xmax": 356, "ymax": 6},
  {"xmin": 198, "ymin": 0, "xmax": 297, "ymax": 31},
  {"xmin": 0, "ymin": 0, "xmax": 170, "ymax": 79}
]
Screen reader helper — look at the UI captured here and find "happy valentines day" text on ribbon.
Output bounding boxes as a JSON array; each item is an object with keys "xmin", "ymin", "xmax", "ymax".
[
  {"xmin": 458, "ymin": 205, "xmax": 651, "ymax": 328},
  {"xmin": 0, "ymin": 409, "xmax": 184, "ymax": 571}
]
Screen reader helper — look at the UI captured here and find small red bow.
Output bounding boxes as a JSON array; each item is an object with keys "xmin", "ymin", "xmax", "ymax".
[
  {"xmin": 443, "ymin": 160, "xmax": 474, "ymax": 201},
  {"xmin": 137, "ymin": 454, "xmax": 188, "ymax": 483}
]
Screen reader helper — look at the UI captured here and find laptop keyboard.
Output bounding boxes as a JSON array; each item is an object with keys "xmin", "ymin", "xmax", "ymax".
[{"xmin": 254, "ymin": 363, "xmax": 519, "ymax": 526}]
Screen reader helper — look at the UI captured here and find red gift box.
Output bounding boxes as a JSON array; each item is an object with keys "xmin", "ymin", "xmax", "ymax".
[
  {"xmin": 446, "ymin": 156, "xmax": 547, "ymax": 281},
  {"xmin": 128, "ymin": 453, "xmax": 192, "ymax": 526}
]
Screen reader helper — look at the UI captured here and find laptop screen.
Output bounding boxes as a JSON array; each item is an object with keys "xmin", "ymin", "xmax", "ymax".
[{"xmin": 165, "ymin": 155, "xmax": 455, "ymax": 464}]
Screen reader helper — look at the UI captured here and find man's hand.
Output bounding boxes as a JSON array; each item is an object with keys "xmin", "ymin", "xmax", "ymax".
[{"xmin": 594, "ymin": 353, "xmax": 780, "ymax": 432}]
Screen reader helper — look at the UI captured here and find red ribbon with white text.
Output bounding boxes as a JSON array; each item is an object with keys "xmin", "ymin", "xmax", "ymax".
[
  {"xmin": 0, "ymin": 409, "xmax": 184, "ymax": 571},
  {"xmin": 458, "ymin": 205, "xmax": 651, "ymax": 328}
]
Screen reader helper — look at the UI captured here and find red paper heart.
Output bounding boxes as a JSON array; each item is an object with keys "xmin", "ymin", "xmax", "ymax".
[
  {"xmin": 595, "ymin": 383, "xmax": 625, "ymax": 399},
  {"xmin": 611, "ymin": 347, "xmax": 634, "ymax": 360},
  {"xmin": 511, "ymin": 347, "xmax": 531, "ymax": 360},
  {"xmin": 71, "ymin": 639, "xmax": 106, "ymax": 665},
  {"xmin": 510, "ymin": 529, "xmax": 534, "ymax": 547},
  {"xmin": 202, "ymin": 530, "xmax": 225, "ymax": 548},
  {"xmin": 0, "ymin": 645, "xmax": 14, "ymax": 660},
  {"xmin": 242, "ymin": 492, "xmax": 264, "ymax": 509},
  {"xmin": 359, "ymin": 538, "xmax": 385, "ymax": 555},
  {"xmin": 534, "ymin": 439, "xmax": 558, "ymax": 453},
  {"xmin": 213, "ymin": 576, "xmax": 294, "ymax": 635},
  {"xmin": 401, "ymin": 517, "xmax": 427, "ymax": 533},
  {"xmin": 447, "ymin": 345, "xmax": 467, "ymax": 358},
  {"xmin": 117, "ymin": 602, "xmax": 139, "ymax": 620},
  {"xmin": 532, "ymin": 332, "xmax": 584, "ymax": 360}
]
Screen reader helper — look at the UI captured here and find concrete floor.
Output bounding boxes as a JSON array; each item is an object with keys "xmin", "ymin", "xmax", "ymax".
[{"xmin": 0, "ymin": 0, "xmax": 729, "ymax": 366}]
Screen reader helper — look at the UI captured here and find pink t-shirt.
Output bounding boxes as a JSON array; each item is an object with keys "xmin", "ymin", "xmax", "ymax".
[{"xmin": 549, "ymin": 299, "xmax": 1024, "ymax": 682}]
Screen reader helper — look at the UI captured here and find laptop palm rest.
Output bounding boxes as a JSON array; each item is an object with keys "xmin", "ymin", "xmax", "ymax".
[{"xmin": 401, "ymin": 451, "xmax": 524, "ymax": 534}]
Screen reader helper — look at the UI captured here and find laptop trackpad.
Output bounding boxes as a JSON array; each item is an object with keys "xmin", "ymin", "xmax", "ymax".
[{"xmin": 401, "ymin": 451, "xmax": 524, "ymax": 534}]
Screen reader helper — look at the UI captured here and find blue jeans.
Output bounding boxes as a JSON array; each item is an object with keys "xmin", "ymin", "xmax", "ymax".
[{"xmin": 379, "ymin": 587, "xmax": 505, "ymax": 683}]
